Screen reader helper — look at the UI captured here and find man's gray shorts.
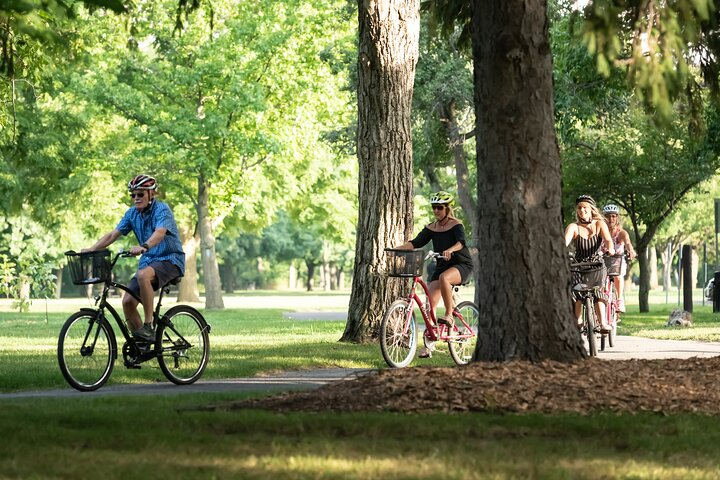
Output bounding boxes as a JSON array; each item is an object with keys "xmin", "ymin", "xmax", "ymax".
[{"xmin": 127, "ymin": 261, "xmax": 182, "ymax": 298}]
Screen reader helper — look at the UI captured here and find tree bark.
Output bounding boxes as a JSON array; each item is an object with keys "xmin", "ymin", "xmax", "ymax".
[
  {"xmin": 177, "ymin": 224, "xmax": 200, "ymax": 303},
  {"xmin": 472, "ymin": 0, "xmax": 584, "ymax": 361},
  {"xmin": 197, "ymin": 177, "xmax": 224, "ymax": 309},
  {"xmin": 342, "ymin": 0, "xmax": 420, "ymax": 343}
]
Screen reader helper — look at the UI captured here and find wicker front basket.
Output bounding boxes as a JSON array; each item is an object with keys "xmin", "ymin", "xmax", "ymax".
[
  {"xmin": 604, "ymin": 254, "xmax": 623, "ymax": 276},
  {"xmin": 385, "ymin": 249, "xmax": 424, "ymax": 277},
  {"xmin": 65, "ymin": 250, "xmax": 111, "ymax": 285}
]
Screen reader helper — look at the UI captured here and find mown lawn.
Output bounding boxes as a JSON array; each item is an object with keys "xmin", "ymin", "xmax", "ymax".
[{"xmin": 3, "ymin": 293, "xmax": 720, "ymax": 478}]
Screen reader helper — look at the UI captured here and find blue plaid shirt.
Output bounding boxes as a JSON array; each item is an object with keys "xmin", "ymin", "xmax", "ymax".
[{"xmin": 116, "ymin": 200, "xmax": 185, "ymax": 274}]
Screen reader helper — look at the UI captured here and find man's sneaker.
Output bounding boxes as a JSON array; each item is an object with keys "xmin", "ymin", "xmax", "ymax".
[{"xmin": 132, "ymin": 323, "xmax": 155, "ymax": 342}]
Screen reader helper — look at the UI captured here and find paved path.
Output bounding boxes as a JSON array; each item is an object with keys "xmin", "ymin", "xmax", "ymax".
[
  {"xmin": 0, "ymin": 368, "xmax": 374, "ymax": 400},
  {"xmin": 599, "ymin": 335, "xmax": 720, "ymax": 360}
]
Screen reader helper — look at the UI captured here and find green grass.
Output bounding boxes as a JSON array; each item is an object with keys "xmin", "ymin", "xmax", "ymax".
[
  {"xmin": 4, "ymin": 294, "xmax": 720, "ymax": 478},
  {"xmin": 2, "ymin": 395, "xmax": 720, "ymax": 478},
  {"xmin": 0, "ymin": 299, "xmax": 467, "ymax": 393}
]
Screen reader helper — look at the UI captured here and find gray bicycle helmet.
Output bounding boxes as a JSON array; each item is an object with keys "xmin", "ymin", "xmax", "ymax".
[{"xmin": 575, "ymin": 194, "xmax": 596, "ymax": 206}]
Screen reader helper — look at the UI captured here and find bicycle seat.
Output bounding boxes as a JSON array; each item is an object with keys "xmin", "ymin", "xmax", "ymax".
[
  {"xmin": 572, "ymin": 283, "xmax": 592, "ymax": 292},
  {"xmin": 161, "ymin": 276, "xmax": 183, "ymax": 289}
]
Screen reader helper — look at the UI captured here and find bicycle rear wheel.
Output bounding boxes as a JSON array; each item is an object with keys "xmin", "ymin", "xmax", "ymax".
[
  {"xmin": 58, "ymin": 310, "xmax": 116, "ymax": 391},
  {"xmin": 156, "ymin": 305, "xmax": 210, "ymax": 385},
  {"xmin": 448, "ymin": 301, "xmax": 479, "ymax": 365},
  {"xmin": 380, "ymin": 299, "xmax": 417, "ymax": 368},
  {"xmin": 583, "ymin": 297, "xmax": 598, "ymax": 357},
  {"xmin": 608, "ymin": 284, "xmax": 617, "ymax": 348}
]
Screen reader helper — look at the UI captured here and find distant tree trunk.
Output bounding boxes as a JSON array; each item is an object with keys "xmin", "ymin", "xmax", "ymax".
[
  {"xmin": 472, "ymin": 0, "xmax": 584, "ymax": 361},
  {"xmin": 197, "ymin": 177, "xmax": 224, "ymax": 309},
  {"xmin": 638, "ymin": 247, "xmax": 651, "ymax": 312},
  {"xmin": 306, "ymin": 261, "xmax": 315, "ymax": 291},
  {"xmin": 438, "ymin": 99, "xmax": 479, "ymax": 277},
  {"xmin": 53, "ymin": 268, "xmax": 62, "ymax": 299},
  {"xmin": 342, "ymin": 0, "xmax": 420, "ymax": 343},
  {"xmin": 288, "ymin": 261, "xmax": 297, "ymax": 289},
  {"xmin": 177, "ymin": 225, "xmax": 200, "ymax": 303},
  {"xmin": 649, "ymin": 245, "xmax": 659, "ymax": 289},
  {"xmin": 660, "ymin": 243, "xmax": 672, "ymax": 291}
]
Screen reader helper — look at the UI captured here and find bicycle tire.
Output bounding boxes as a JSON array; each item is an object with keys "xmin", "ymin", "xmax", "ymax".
[
  {"xmin": 380, "ymin": 299, "xmax": 417, "ymax": 368},
  {"xmin": 57, "ymin": 310, "xmax": 116, "ymax": 392},
  {"xmin": 584, "ymin": 297, "xmax": 598, "ymax": 356},
  {"xmin": 156, "ymin": 305, "xmax": 211, "ymax": 385},
  {"xmin": 448, "ymin": 301, "xmax": 479, "ymax": 365}
]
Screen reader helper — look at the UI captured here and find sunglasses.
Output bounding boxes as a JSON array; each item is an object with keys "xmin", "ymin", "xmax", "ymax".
[
  {"xmin": 432, "ymin": 204, "xmax": 446, "ymax": 211},
  {"xmin": 130, "ymin": 192, "xmax": 145, "ymax": 199}
]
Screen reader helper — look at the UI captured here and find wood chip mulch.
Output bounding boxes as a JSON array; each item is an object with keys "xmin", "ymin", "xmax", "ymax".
[{"xmin": 222, "ymin": 357, "xmax": 720, "ymax": 415}]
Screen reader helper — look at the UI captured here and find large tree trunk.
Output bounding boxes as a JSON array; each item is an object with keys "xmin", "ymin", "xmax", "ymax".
[
  {"xmin": 472, "ymin": 0, "xmax": 584, "ymax": 361},
  {"xmin": 342, "ymin": 0, "xmax": 420, "ymax": 343},
  {"xmin": 177, "ymin": 224, "xmax": 200, "ymax": 303},
  {"xmin": 197, "ymin": 177, "xmax": 224, "ymax": 309}
]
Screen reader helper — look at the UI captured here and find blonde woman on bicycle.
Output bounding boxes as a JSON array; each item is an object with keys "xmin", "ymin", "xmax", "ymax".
[
  {"xmin": 565, "ymin": 195, "xmax": 614, "ymax": 331},
  {"xmin": 602, "ymin": 204, "xmax": 636, "ymax": 314},
  {"xmin": 394, "ymin": 191, "xmax": 474, "ymax": 357}
]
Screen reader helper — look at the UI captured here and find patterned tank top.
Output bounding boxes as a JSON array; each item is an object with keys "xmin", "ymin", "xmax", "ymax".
[{"xmin": 573, "ymin": 232, "xmax": 603, "ymax": 262}]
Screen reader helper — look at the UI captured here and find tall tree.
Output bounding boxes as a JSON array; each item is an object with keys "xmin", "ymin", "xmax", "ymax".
[
  {"xmin": 342, "ymin": 0, "xmax": 420, "ymax": 343},
  {"xmin": 470, "ymin": 0, "xmax": 584, "ymax": 361}
]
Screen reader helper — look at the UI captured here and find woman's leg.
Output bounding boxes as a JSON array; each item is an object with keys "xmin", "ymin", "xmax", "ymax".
[
  {"xmin": 427, "ymin": 280, "xmax": 443, "ymax": 323},
  {"xmin": 614, "ymin": 275, "xmax": 625, "ymax": 313},
  {"xmin": 574, "ymin": 300, "xmax": 583, "ymax": 325},
  {"xmin": 596, "ymin": 299, "xmax": 608, "ymax": 328},
  {"xmin": 438, "ymin": 267, "xmax": 462, "ymax": 320}
]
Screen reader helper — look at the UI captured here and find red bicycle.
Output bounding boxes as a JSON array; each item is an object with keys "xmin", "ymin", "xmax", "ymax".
[
  {"xmin": 600, "ymin": 253, "xmax": 627, "ymax": 351},
  {"xmin": 379, "ymin": 248, "xmax": 479, "ymax": 368}
]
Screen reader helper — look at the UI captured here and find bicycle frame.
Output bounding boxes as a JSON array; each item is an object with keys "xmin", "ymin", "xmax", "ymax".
[
  {"xmin": 402, "ymin": 275, "xmax": 473, "ymax": 342},
  {"xmin": 90, "ymin": 253, "xmax": 175, "ymax": 362}
]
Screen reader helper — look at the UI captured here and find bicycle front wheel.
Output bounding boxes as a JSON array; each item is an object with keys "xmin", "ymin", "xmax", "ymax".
[
  {"xmin": 380, "ymin": 299, "xmax": 417, "ymax": 368},
  {"xmin": 584, "ymin": 297, "xmax": 598, "ymax": 357},
  {"xmin": 156, "ymin": 305, "xmax": 210, "ymax": 385},
  {"xmin": 448, "ymin": 301, "xmax": 479, "ymax": 365},
  {"xmin": 608, "ymin": 283, "xmax": 617, "ymax": 348},
  {"xmin": 57, "ymin": 310, "xmax": 116, "ymax": 392}
]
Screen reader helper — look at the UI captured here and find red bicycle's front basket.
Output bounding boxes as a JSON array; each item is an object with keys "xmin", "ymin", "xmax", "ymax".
[
  {"xmin": 385, "ymin": 249, "xmax": 424, "ymax": 277},
  {"xmin": 65, "ymin": 250, "xmax": 111, "ymax": 285}
]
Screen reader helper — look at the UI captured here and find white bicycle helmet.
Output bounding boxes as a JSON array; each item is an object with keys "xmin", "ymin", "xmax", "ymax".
[
  {"xmin": 128, "ymin": 174, "xmax": 157, "ymax": 192},
  {"xmin": 429, "ymin": 191, "xmax": 454, "ymax": 205},
  {"xmin": 603, "ymin": 204, "xmax": 620, "ymax": 214}
]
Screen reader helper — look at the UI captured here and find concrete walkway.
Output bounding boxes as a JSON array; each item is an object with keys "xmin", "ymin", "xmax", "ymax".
[
  {"xmin": 599, "ymin": 335, "xmax": 720, "ymax": 360},
  {"xmin": 0, "ymin": 368, "xmax": 374, "ymax": 400}
]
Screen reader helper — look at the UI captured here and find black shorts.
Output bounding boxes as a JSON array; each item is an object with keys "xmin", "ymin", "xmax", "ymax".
[
  {"xmin": 429, "ymin": 263, "xmax": 473, "ymax": 284},
  {"xmin": 127, "ymin": 261, "xmax": 182, "ymax": 297}
]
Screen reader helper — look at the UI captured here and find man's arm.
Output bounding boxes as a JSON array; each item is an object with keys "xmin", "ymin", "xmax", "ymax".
[
  {"xmin": 129, "ymin": 227, "xmax": 168, "ymax": 256},
  {"xmin": 85, "ymin": 229, "xmax": 122, "ymax": 252}
]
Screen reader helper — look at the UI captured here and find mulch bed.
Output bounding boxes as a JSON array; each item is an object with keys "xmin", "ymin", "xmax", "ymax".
[{"xmin": 222, "ymin": 357, "xmax": 720, "ymax": 415}]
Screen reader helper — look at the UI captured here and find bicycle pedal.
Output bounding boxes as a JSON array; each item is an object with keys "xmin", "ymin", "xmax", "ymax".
[{"xmin": 124, "ymin": 362, "xmax": 142, "ymax": 369}]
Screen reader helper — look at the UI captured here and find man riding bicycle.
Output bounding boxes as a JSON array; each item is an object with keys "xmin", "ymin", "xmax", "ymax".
[{"xmin": 84, "ymin": 175, "xmax": 185, "ymax": 342}]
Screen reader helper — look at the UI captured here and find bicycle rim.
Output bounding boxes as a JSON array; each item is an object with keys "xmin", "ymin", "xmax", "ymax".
[
  {"xmin": 584, "ymin": 298, "xmax": 598, "ymax": 356},
  {"xmin": 157, "ymin": 306, "xmax": 210, "ymax": 385},
  {"xmin": 57, "ymin": 311, "xmax": 115, "ymax": 391},
  {"xmin": 448, "ymin": 301, "xmax": 479, "ymax": 365},
  {"xmin": 380, "ymin": 300, "xmax": 417, "ymax": 368}
]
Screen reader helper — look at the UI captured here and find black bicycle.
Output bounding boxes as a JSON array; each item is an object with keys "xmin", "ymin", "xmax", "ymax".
[
  {"xmin": 58, "ymin": 249, "xmax": 211, "ymax": 391},
  {"xmin": 569, "ymin": 259, "xmax": 605, "ymax": 357}
]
